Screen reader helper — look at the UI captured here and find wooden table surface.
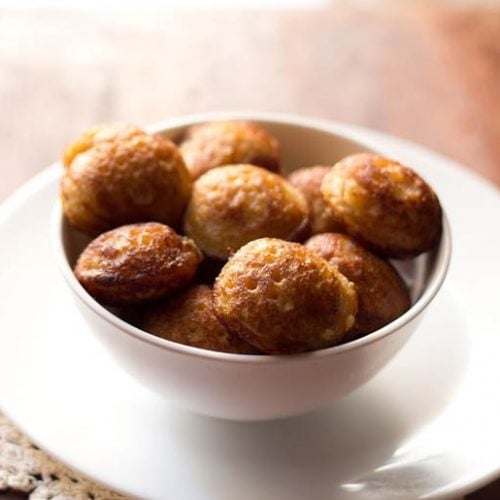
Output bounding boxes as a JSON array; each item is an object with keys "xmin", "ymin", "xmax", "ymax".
[{"xmin": 0, "ymin": 4, "xmax": 499, "ymax": 499}]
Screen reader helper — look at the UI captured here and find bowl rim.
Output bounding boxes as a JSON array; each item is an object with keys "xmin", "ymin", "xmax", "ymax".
[{"xmin": 52, "ymin": 111, "xmax": 452, "ymax": 365}]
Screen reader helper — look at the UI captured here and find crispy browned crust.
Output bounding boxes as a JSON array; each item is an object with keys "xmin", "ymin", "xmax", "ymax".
[
  {"xmin": 74, "ymin": 223, "xmax": 202, "ymax": 306},
  {"xmin": 288, "ymin": 166, "xmax": 344, "ymax": 235},
  {"xmin": 61, "ymin": 126, "xmax": 192, "ymax": 235},
  {"xmin": 213, "ymin": 238, "xmax": 357, "ymax": 354},
  {"xmin": 305, "ymin": 233, "xmax": 411, "ymax": 339},
  {"xmin": 321, "ymin": 154, "xmax": 442, "ymax": 258},
  {"xmin": 62, "ymin": 123, "xmax": 146, "ymax": 168},
  {"xmin": 183, "ymin": 165, "xmax": 309, "ymax": 260},
  {"xmin": 179, "ymin": 121, "xmax": 280, "ymax": 179},
  {"xmin": 141, "ymin": 285, "xmax": 259, "ymax": 354}
]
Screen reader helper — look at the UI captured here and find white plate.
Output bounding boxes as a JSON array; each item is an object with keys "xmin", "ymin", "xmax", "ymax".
[{"xmin": 0, "ymin": 120, "xmax": 499, "ymax": 500}]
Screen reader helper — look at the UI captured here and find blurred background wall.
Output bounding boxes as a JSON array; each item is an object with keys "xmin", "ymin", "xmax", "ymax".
[{"xmin": 0, "ymin": 0, "xmax": 499, "ymax": 202}]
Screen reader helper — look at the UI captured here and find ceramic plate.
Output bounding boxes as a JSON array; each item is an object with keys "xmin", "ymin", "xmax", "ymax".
[{"xmin": 0, "ymin": 116, "xmax": 499, "ymax": 499}]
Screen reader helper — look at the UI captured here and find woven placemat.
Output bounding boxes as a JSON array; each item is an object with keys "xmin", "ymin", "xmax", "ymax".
[{"xmin": 0, "ymin": 412, "xmax": 126, "ymax": 499}]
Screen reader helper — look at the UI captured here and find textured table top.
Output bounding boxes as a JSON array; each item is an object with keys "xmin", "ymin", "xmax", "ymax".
[{"xmin": 0, "ymin": 4, "xmax": 498, "ymax": 499}]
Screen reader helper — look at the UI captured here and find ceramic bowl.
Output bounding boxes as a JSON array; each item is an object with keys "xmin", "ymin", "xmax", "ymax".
[{"xmin": 52, "ymin": 112, "xmax": 451, "ymax": 421}]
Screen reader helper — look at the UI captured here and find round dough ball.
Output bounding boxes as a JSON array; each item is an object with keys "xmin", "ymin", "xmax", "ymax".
[
  {"xmin": 305, "ymin": 233, "xmax": 411, "ymax": 339},
  {"xmin": 184, "ymin": 165, "xmax": 309, "ymax": 260},
  {"xmin": 61, "ymin": 125, "xmax": 192, "ymax": 235},
  {"xmin": 321, "ymin": 153, "xmax": 442, "ymax": 258},
  {"xmin": 179, "ymin": 121, "xmax": 280, "ymax": 179},
  {"xmin": 214, "ymin": 238, "xmax": 357, "ymax": 354},
  {"xmin": 288, "ymin": 165, "xmax": 344, "ymax": 234},
  {"xmin": 62, "ymin": 123, "xmax": 145, "ymax": 168},
  {"xmin": 74, "ymin": 222, "xmax": 202, "ymax": 306},
  {"xmin": 141, "ymin": 285, "xmax": 259, "ymax": 354}
]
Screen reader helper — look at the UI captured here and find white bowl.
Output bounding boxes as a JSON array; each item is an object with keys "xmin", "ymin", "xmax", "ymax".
[{"xmin": 52, "ymin": 112, "xmax": 451, "ymax": 421}]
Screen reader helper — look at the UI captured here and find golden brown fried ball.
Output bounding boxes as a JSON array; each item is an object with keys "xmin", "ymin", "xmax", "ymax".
[
  {"xmin": 141, "ymin": 285, "xmax": 259, "ymax": 354},
  {"xmin": 74, "ymin": 222, "xmax": 202, "ymax": 306},
  {"xmin": 288, "ymin": 166, "xmax": 344, "ymax": 234},
  {"xmin": 321, "ymin": 154, "xmax": 442, "ymax": 258},
  {"xmin": 214, "ymin": 238, "xmax": 357, "ymax": 354},
  {"xmin": 305, "ymin": 233, "xmax": 411, "ymax": 339},
  {"xmin": 61, "ymin": 124, "xmax": 192, "ymax": 235},
  {"xmin": 179, "ymin": 121, "xmax": 280, "ymax": 179},
  {"xmin": 184, "ymin": 165, "xmax": 309, "ymax": 260}
]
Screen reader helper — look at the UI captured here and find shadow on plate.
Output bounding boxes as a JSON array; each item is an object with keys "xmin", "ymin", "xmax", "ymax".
[{"xmin": 158, "ymin": 291, "xmax": 469, "ymax": 500}]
